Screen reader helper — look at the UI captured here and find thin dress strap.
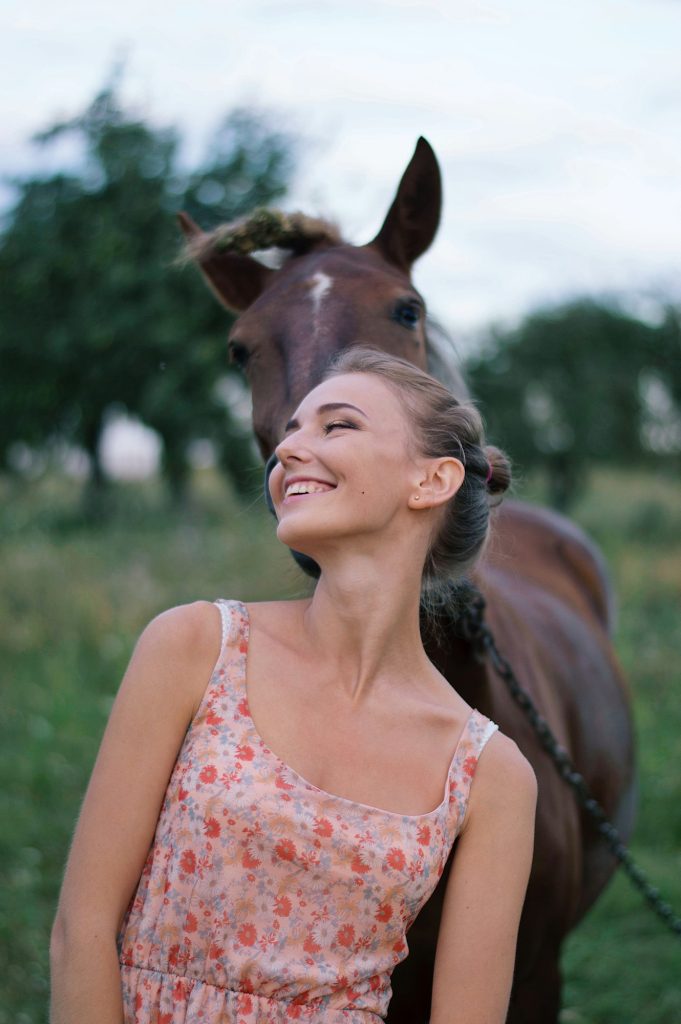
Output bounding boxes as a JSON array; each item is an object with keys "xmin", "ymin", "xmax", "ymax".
[
  {"xmin": 213, "ymin": 597, "xmax": 244, "ymax": 655},
  {"xmin": 446, "ymin": 709, "xmax": 499, "ymax": 840},
  {"xmin": 213, "ymin": 597, "xmax": 231, "ymax": 652}
]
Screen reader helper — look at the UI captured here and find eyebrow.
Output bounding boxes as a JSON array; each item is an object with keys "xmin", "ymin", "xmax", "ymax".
[{"xmin": 284, "ymin": 402, "xmax": 368, "ymax": 433}]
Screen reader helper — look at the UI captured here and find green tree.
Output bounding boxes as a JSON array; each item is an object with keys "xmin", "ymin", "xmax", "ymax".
[
  {"xmin": 0, "ymin": 74, "xmax": 296, "ymax": 511},
  {"xmin": 465, "ymin": 299, "xmax": 675, "ymax": 510}
]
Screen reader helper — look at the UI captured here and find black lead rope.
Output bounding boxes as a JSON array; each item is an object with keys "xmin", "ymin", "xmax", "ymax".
[
  {"xmin": 451, "ymin": 582, "xmax": 681, "ymax": 941},
  {"xmin": 263, "ymin": 457, "xmax": 681, "ymax": 939}
]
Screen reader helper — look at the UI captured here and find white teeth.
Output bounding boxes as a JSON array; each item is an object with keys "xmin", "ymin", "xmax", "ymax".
[{"xmin": 285, "ymin": 481, "xmax": 333, "ymax": 497}]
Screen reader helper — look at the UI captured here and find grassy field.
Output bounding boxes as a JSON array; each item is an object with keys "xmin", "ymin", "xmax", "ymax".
[{"xmin": 1, "ymin": 465, "xmax": 679, "ymax": 1023}]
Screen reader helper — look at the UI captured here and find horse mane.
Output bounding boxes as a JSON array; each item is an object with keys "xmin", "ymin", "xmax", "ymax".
[
  {"xmin": 425, "ymin": 316, "xmax": 472, "ymax": 404},
  {"xmin": 182, "ymin": 207, "xmax": 343, "ymax": 264}
]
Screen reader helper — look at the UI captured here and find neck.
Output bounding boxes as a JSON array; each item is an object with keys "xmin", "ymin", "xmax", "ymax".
[{"xmin": 296, "ymin": 546, "xmax": 434, "ymax": 706}]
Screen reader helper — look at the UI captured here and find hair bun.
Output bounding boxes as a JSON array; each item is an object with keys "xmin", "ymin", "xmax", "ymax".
[{"xmin": 483, "ymin": 446, "xmax": 512, "ymax": 504}]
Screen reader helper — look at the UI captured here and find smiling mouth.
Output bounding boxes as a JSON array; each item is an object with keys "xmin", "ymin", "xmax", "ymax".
[{"xmin": 283, "ymin": 481, "xmax": 336, "ymax": 500}]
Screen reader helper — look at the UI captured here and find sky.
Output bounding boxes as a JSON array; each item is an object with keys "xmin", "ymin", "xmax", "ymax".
[{"xmin": 3, "ymin": 0, "xmax": 681, "ymax": 340}]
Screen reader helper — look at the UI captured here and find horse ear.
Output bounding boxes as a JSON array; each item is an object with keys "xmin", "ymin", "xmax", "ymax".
[
  {"xmin": 367, "ymin": 137, "xmax": 442, "ymax": 272},
  {"xmin": 177, "ymin": 211, "xmax": 273, "ymax": 312}
]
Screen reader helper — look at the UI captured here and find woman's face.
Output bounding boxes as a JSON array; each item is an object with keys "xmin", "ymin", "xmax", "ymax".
[{"xmin": 268, "ymin": 372, "xmax": 426, "ymax": 558}]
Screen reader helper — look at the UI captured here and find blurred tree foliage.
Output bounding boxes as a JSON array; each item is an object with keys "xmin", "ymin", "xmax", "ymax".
[
  {"xmin": 0, "ymin": 73, "xmax": 297, "ymax": 512},
  {"xmin": 465, "ymin": 299, "xmax": 681, "ymax": 510}
]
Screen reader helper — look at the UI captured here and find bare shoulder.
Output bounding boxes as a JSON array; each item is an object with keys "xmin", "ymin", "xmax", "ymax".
[
  {"xmin": 462, "ymin": 728, "xmax": 537, "ymax": 835},
  {"xmin": 133, "ymin": 599, "xmax": 224, "ymax": 717},
  {"xmin": 143, "ymin": 597, "xmax": 220, "ymax": 648}
]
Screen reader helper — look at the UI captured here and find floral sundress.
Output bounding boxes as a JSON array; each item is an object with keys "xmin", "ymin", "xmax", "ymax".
[{"xmin": 117, "ymin": 598, "xmax": 499, "ymax": 1022}]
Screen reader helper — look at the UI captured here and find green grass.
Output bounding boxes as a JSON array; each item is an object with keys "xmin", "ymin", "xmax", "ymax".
[{"xmin": 1, "ymin": 465, "xmax": 680, "ymax": 1023}]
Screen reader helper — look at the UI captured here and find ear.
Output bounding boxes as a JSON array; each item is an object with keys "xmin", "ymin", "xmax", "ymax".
[
  {"xmin": 408, "ymin": 457, "xmax": 465, "ymax": 510},
  {"xmin": 177, "ymin": 211, "xmax": 274, "ymax": 313},
  {"xmin": 367, "ymin": 137, "xmax": 442, "ymax": 272}
]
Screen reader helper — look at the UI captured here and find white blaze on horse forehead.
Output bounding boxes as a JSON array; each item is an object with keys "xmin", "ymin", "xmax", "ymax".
[{"xmin": 307, "ymin": 272, "xmax": 333, "ymax": 319}]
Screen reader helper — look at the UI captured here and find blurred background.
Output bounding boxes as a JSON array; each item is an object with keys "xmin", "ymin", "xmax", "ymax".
[{"xmin": 1, "ymin": 2, "xmax": 679, "ymax": 1021}]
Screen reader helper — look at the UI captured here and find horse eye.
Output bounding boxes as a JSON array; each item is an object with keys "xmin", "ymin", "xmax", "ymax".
[
  {"xmin": 394, "ymin": 300, "xmax": 422, "ymax": 329},
  {"xmin": 228, "ymin": 340, "xmax": 250, "ymax": 368}
]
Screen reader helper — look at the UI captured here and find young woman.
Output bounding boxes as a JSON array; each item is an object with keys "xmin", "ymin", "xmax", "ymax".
[{"xmin": 50, "ymin": 347, "xmax": 537, "ymax": 1024}]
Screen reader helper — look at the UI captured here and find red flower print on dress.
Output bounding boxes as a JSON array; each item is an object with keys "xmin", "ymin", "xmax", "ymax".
[
  {"xmin": 220, "ymin": 767, "xmax": 243, "ymax": 791},
  {"xmin": 463, "ymin": 754, "xmax": 477, "ymax": 778},
  {"xmin": 237, "ymin": 994, "xmax": 253, "ymax": 1013},
  {"xmin": 242, "ymin": 848, "xmax": 261, "ymax": 869},
  {"xmin": 337, "ymin": 923, "xmax": 355, "ymax": 948},
  {"xmin": 179, "ymin": 849, "xmax": 196, "ymax": 875},
  {"xmin": 206, "ymin": 709, "xmax": 224, "ymax": 726},
  {"xmin": 375, "ymin": 902, "xmax": 393, "ymax": 923},
  {"xmin": 172, "ymin": 978, "xmax": 187, "ymax": 1003},
  {"xmin": 237, "ymin": 923, "xmax": 257, "ymax": 946},
  {"xmin": 184, "ymin": 912, "xmax": 198, "ymax": 933},
  {"xmin": 258, "ymin": 929, "xmax": 277, "ymax": 953},
  {"xmin": 275, "ymin": 838, "xmax": 297, "ymax": 861},
  {"xmin": 204, "ymin": 816, "xmax": 221, "ymax": 838},
  {"xmin": 236, "ymin": 743, "xmax": 255, "ymax": 761},
  {"xmin": 199, "ymin": 765, "xmax": 217, "ymax": 784},
  {"xmin": 209, "ymin": 941, "xmax": 225, "ymax": 959},
  {"xmin": 274, "ymin": 893, "xmax": 292, "ymax": 916},
  {"xmin": 303, "ymin": 932, "xmax": 321, "ymax": 954},
  {"xmin": 351, "ymin": 852, "xmax": 370, "ymax": 874},
  {"xmin": 386, "ymin": 847, "xmax": 406, "ymax": 870},
  {"xmin": 313, "ymin": 816, "xmax": 333, "ymax": 837},
  {"xmin": 236, "ymin": 697, "xmax": 249, "ymax": 717},
  {"xmin": 417, "ymin": 824, "xmax": 431, "ymax": 846},
  {"xmin": 300, "ymin": 848, "xmax": 321, "ymax": 870},
  {"xmin": 275, "ymin": 772, "xmax": 295, "ymax": 791}
]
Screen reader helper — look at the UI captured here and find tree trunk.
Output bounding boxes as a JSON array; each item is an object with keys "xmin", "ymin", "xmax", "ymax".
[
  {"xmin": 81, "ymin": 415, "xmax": 110, "ymax": 522},
  {"xmin": 547, "ymin": 453, "xmax": 583, "ymax": 512}
]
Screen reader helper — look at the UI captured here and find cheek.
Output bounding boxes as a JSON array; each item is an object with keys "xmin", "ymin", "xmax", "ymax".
[
  {"xmin": 268, "ymin": 463, "xmax": 284, "ymax": 504},
  {"xmin": 353, "ymin": 464, "xmax": 402, "ymax": 509}
]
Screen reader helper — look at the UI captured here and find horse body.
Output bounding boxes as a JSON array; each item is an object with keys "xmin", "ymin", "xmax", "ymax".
[{"xmin": 179, "ymin": 138, "xmax": 636, "ymax": 1022}]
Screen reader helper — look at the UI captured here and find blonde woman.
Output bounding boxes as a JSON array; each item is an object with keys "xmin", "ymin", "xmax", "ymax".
[{"xmin": 50, "ymin": 347, "xmax": 536, "ymax": 1024}]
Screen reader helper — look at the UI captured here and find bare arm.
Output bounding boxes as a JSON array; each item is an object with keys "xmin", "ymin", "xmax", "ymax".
[
  {"xmin": 49, "ymin": 600, "xmax": 221, "ymax": 1024},
  {"xmin": 430, "ymin": 733, "xmax": 537, "ymax": 1024}
]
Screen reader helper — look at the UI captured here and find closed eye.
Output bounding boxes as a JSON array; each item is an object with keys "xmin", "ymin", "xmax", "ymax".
[{"xmin": 323, "ymin": 420, "xmax": 358, "ymax": 434}]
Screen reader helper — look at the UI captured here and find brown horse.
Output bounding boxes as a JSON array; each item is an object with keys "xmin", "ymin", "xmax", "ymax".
[{"xmin": 178, "ymin": 138, "xmax": 637, "ymax": 1023}]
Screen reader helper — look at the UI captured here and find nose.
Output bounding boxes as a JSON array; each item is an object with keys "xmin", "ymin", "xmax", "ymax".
[{"xmin": 273, "ymin": 428, "xmax": 313, "ymax": 466}]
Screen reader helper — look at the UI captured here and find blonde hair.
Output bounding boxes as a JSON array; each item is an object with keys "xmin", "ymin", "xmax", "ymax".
[{"xmin": 322, "ymin": 346, "xmax": 512, "ymax": 606}]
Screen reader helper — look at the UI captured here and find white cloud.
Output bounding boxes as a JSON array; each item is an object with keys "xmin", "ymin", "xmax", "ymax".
[{"xmin": 2, "ymin": 0, "xmax": 680, "ymax": 329}]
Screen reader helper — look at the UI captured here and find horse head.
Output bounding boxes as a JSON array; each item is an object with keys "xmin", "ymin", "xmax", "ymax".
[{"xmin": 179, "ymin": 137, "xmax": 468, "ymax": 460}]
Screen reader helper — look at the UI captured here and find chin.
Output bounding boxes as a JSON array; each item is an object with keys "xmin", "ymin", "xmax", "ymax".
[{"xmin": 275, "ymin": 516, "xmax": 338, "ymax": 558}]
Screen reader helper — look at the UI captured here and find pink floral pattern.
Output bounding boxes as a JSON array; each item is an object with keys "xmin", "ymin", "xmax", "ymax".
[{"xmin": 117, "ymin": 599, "xmax": 498, "ymax": 1022}]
